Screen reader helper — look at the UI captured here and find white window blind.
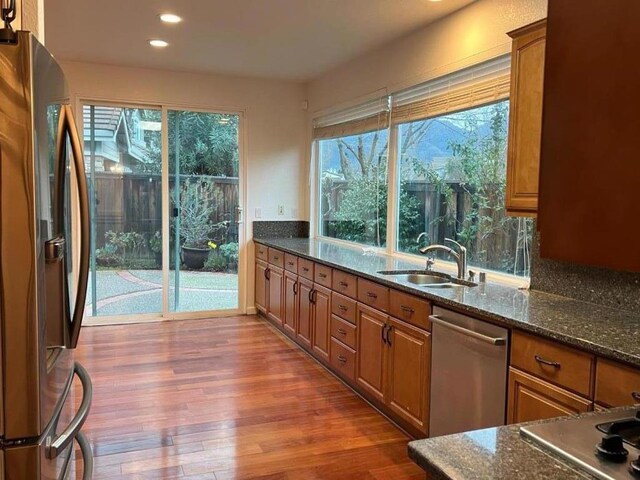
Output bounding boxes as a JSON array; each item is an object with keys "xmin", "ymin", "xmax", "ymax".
[
  {"xmin": 312, "ymin": 97, "xmax": 390, "ymax": 140},
  {"xmin": 391, "ymin": 55, "xmax": 511, "ymax": 125}
]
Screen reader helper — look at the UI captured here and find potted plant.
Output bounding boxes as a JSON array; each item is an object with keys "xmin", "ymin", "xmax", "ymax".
[
  {"xmin": 178, "ymin": 180, "xmax": 222, "ymax": 269},
  {"xmin": 149, "ymin": 231, "xmax": 162, "ymax": 266}
]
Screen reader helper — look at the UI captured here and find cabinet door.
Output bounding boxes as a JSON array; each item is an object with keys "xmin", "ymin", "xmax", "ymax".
[
  {"xmin": 267, "ymin": 266, "xmax": 284, "ymax": 326},
  {"xmin": 506, "ymin": 19, "xmax": 546, "ymax": 215},
  {"xmin": 296, "ymin": 279, "xmax": 313, "ymax": 348},
  {"xmin": 255, "ymin": 260, "xmax": 268, "ymax": 313},
  {"xmin": 386, "ymin": 318, "xmax": 431, "ymax": 436},
  {"xmin": 283, "ymin": 271, "xmax": 298, "ymax": 337},
  {"xmin": 507, "ymin": 367, "xmax": 592, "ymax": 424},
  {"xmin": 311, "ymin": 285, "xmax": 331, "ymax": 363},
  {"xmin": 356, "ymin": 304, "xmax": 387, "ymax": 404}
]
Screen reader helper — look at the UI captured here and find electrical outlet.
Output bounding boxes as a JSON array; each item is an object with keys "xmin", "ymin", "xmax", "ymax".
[
  {"xmin": 255, "ymin": 208, "xmax": 262, "ymax": 218},
  {"xmin": 278, "ymin": 205, "xmax": 285, "ymax": 216}
]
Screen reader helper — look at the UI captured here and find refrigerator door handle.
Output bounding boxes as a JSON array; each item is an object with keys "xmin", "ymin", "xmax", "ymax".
[
  {"xmin": 75, "ymin": 431, "xmax": 94, "ymax": 480},
  {"xmin": 47, "ymin": 362, "xmax": 93, "ymax": 459},
  {"xmin": 60, "ymin": 104, "xmax": 90, "ymax": 349}
]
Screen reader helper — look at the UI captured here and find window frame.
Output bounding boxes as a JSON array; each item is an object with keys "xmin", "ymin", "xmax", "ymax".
[{"xmin": 311, "ymin": 60, "xmax": 531, "ymax": 286}]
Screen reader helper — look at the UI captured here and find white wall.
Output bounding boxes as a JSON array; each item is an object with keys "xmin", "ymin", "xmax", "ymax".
[
  {"xmin": 307, "ymin": 0, "xmax": 548, "ymax": 114},
  {"xmin": 61, "ymin": 60, "xmax": 307, "ymax": 311},
  {"xmin": 14, "ymin": 0, "xmax": 45, "ymax": 41}
]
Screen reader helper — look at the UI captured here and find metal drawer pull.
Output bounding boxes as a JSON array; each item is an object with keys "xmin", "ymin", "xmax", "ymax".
[
  {"xmin": 337, "ymin": 304, "xmax": 348, "ymax": 311},
  {"xmin": 382, "ymin": 324, "xmax": 388, "ymax": 345},
  {"xmin": 534, "ymin": 355, "xmax": 561, "ymax": 369},
  {"xmin": 631, "ymin": 391, "xmax": 640, "ymax": 402},
  {"xmin": 76, "ymin": 432, "xmax": 93, "ymax": 480},
  {"xmin": 429, "ymin": 315, "xmax": 506, "ymax": 346},
  {"xmin": 367, "ymin": 292, "xmax": 378, "ymax": 299},
  {"xmin": 338, "ymin": 355, "xmax": 347, "ymax": 363},
  {"xmin": 339, "ymin": 281, "xmax": 348, "ymax": 287},
  {"xmin": 400, "ymin": 305, "xmax": 415, "ymax": 314},
  {"xmin": 288, "ymin": 261, "xmax": 294, "ymax": 266},
  {"xmin": 303, "ymin": 267, "xmax": 309, "ymax": 272},
  {"xmin": 337, "ymin": 328, "xmax": 347, "ymax": 335},
  {"xmin": 273, "ymin": 255, "xmax": 279, "ymax": 260},
  {"xmin": 318, "ymin": 272, "xmax": 327, "ymax": 278}
]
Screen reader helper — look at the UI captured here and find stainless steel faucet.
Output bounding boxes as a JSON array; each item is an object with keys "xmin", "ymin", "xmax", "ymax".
[
  {"xmin": 416, "ymin": 232, "xmax": 429, "ymax": 245},
  {"xmin": 419, "ymin": 238, "xmax": 468, "ymax": 280}
]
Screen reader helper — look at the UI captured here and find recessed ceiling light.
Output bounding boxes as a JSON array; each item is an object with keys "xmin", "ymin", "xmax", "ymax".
[
  {"xmin": 160, "ymin": 13, "xmax": 182, "ymax": 23},
  {"xmin": 149, "ymin": 39, "xmax": 169, "ymax": 48}
]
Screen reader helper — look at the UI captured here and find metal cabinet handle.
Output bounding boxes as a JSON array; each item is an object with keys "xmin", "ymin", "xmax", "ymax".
[
  {"xmin": 366, "ymin": 292, "xmax": 378, "ymax": 299},
  {"xmin": 381, "ymin": 324, "xmax": 388, "ymax": 345},
  {"xmin": 293, "ymin": 281, "xmax": 298, "ymax": 295},
  {"xmin": 386, "ymin": 325, "xmax": 393, "ymax": 346},
  {"xmin": 337, "ymin": 328, "xmax": 347, "ymax": 335},
  {"xmin": 337, "ymin": 355, "xmax": 347, "ymax": 363},
  {"xmin": 632, "ymin": 392, "xmax": 640, "ymax": 403},
  {"xmin": 534, "ymin": 355, "xmax": 561, "ymax": 369},
  {"xmin": 400, "ymin": 305, "xmax": 415, "ymax": 314},
  {"xmin": 76, "ymin": 432, "xmax": 93, "ymax": 480},
  {"xmin": 339, "ymin": 281, "xmax": 348, "ymax": 288},
  {"xmin": 429, "ymin": 315, "xmax": 506, "ymax": 346},
  {"xmin": 47, "ymin": 363, "xmax": 92, "ymax": 459},
  {"xmin": 44, "ymin": 236, "xmax": 66, "ymax": 263},
  {"xmin": 273, "ymin": 255, "xmax": 279, "ymax": 260},
  {"xmin": 302, "ymin": 267, "xmax": 309, "ymax": 272},
  {"xmin": 265, "ymin": 268, "xmax": 271, "ymax": 280},
  {"xmin": 312, "ymin": 290, "xmax": 318, "ymax": 303},
  {"xmin": 337, "ymin": 304, "xmax": 348, "ymax": 311},
  {"xmin": 288, "ymin": 261, "xmax": 294, "ymax": 266},
  {"xmin": 318, "ymin": 272, "xmax": 327, "ymax": 279}
]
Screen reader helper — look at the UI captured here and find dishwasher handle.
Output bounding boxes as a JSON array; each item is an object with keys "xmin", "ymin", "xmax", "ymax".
[{"xmin": 429, "ymin": 315, "xmax": 507, "ymax": 346}]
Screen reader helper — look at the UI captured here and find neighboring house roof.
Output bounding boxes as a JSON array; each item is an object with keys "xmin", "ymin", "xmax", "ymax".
[{"xmin": 83, "ymin": 106, "xmax": 152, "ymax": 169}]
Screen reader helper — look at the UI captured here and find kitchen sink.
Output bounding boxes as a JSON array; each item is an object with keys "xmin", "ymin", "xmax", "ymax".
[{"xmin": 378, "ymin": 270, "xmax": 477, "ymax": 288}]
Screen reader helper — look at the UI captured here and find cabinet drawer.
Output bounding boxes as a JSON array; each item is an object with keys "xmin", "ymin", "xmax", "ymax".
[
  {"xmin": 332, "ymin": 270, "xmax": 357, "ymax": 299},
  {"xmin": 330, "ymin": 337, "xmax": 356, "ymax": 382},
  {"xmin": 284, "ymin": 253, "xmax": 298, "ymax": 273},
  {"xmin": 268, "ymin": 248, "xmax": 284, "ymax": 268},
  {"xmin": 357, "ymin": 278, "xmax": 389, "ymax": 313},
  {"xmin": 595, "ymin": 359, "xmax": 640, "ymax": 407},
  {"xmin": 389, "ymin": 290, "xmax": 431, "ymax": 330},
  {"xmin": 314, "ymin": 263, "xmax": 332, "ymax": 288},
  {"xmin": 331, "ymin": 292, "xmax": 356, "ymax": 324},
  {"xmin": 298, "ymin": 258, "xmax": 314, "ymax": 281},
  {"xmin": 331, "ymin": 315, "xmax": 357, "ymax": 350},
  {"xmin": 255, "ymin": 243, "xmax": 268, "ymax": 261},
  {"xmin": 511, "ymin": 331, "xmax": 594, "ymax": 397}
]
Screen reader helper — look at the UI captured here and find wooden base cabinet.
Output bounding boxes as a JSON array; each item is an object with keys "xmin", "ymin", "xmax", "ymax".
[
  {"xmin": 507, "ymin": 368, "xmax": 592, "ymax": 424},
  {"xmin": 267, "ymin": 265, "xmax": 284, "ymax": 326},
  {"xmin": 255, "ymin": 259, "xmax": 268, "ymax": 313},
  {"xmin": 386, "ymin": 318, "xmax": 430, "ymax": 435},
  {"xmin": 297, "ymin": 278, "xmax": 313, "ymax": 348},
  {"xmin": 356, "ymin": 304, "xmax": 430, "ymax": 436},
  {"xmin": 311, "ymin": 285, "xmax": 331, "ymax": 363},
  {"xmin": 283, "ymin": 271, "xmax": 298, "ymax": 338}
]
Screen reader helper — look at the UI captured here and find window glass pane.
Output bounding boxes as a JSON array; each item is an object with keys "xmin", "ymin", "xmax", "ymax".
[
  {"xmin": 396, "ymin": 101, "xmax": 532, "ymax": 277},
  {"xmin": 318, "ymin": 129, "xmax": 389, "ymax": 247}
]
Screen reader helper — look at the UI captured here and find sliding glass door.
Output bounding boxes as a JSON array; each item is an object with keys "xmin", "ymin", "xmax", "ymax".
[
  {"xmin": 83, "ymin": 103, "xmax": 242, "ymax": 320},
  {"xmin": 168, "ymin": 110, "xmax": 240, "ymax": 312}
]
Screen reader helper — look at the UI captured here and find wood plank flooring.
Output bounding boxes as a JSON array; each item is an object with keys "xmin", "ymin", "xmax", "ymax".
[{"xmin": 74, "ymin": 315, "xmax": 427, "ymax": 479}]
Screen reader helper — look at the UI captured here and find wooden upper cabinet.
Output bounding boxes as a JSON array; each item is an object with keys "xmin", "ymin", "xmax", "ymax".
[
  {"xmin": 505, "ymin": 19, "xmax": 546, "ymax": 216},
  {"xmin": 538, "ymin": 2, "xmax": 640, "ymax": 271}
]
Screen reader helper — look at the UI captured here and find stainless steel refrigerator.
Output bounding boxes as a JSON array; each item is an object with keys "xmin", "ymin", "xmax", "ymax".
[{"xmin": 0, "ymin": 31, "xmax": 93, "ymax": 479}]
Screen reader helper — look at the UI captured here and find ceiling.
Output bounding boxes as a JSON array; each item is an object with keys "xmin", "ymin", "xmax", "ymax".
[{"xmin": 44, "ymin": 0, "xmax": 475, "ymax": 81}]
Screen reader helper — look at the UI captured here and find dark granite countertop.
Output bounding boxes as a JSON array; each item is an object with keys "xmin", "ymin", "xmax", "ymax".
[
  {"xmin": 255, "ymin": 237, "xmax": 640, "ymax": 367},
  {"xmin": 407, "ymin": 418, "xmax": 592, "ymax": 480}
]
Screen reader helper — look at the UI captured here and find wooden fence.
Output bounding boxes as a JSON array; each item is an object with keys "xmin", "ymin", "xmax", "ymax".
[{"xmin": 90, "ymin": 173, "xmax": 239, "ymax": 250}]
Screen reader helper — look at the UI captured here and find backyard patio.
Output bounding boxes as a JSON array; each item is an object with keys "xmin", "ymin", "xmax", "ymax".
[{"xmin": 85, "ymin": 270, "xmax": 238, "ymax": 316}]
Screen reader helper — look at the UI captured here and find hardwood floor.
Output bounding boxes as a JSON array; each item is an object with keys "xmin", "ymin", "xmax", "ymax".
[{"xmin": 74, "ymin": 315, "xmax": 427, "ymax": 479}]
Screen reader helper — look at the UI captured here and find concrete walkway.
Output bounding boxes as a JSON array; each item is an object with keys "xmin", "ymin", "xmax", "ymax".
[{"xmin": 85, "ymin": 269, "xmax": 238, "ymax": 316}]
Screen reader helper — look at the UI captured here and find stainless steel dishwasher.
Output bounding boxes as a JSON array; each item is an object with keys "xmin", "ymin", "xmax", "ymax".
[{"xmin": 429, "ymin": 306, "xmax": 509, "ymax": 437}]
